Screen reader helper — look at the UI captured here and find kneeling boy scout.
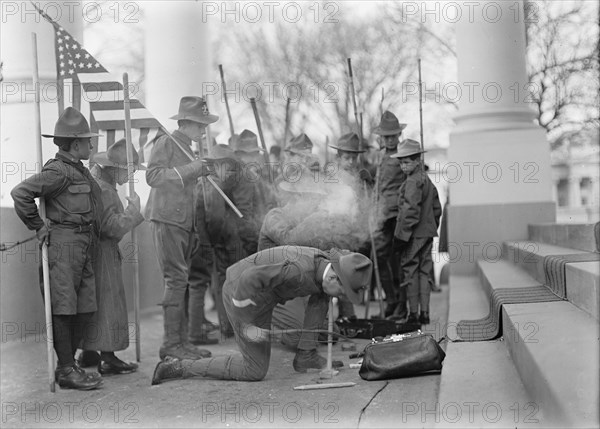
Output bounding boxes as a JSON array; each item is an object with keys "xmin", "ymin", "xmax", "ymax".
[{"xmin": 152, "ymin": 246, "xmax": 372, "ymax": 383}]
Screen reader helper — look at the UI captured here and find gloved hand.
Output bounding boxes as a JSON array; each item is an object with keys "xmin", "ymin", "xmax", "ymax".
[
  {"xmin": 125, "ymin": 192, "xmax": 141, "ymax": 214},
  {"xmin": 175, "ymin": 159, "xmax": 214, "ymax": 181},
  {"xmin": 393, "ymin": 238, "xmax": 409, "ymax": 253},
  {"xmin": 358, "ymin": 168, "xmax": 374, "ymax": 185},
  {"xmin": 36, "ymin": 221, "xmax": 50, "ymax": 245}
]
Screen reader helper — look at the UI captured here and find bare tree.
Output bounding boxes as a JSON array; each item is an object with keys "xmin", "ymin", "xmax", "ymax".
[
  {"xmin": 212, "ymin": 3, "xmax": 429, "ymax": 151},
  {"xmin": 525, "ymin": 0, "xmax": 599, "ymax": 148}
]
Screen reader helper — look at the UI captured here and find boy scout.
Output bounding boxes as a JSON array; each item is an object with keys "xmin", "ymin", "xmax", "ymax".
[
  {"xmin": 145, "ymin": 96, "xmax": 217, "ymax": 360},
  {"xmin": 11, "ymin": 107, "xmax": 103, "ymax": 390},
  {"xmin": 372, "ymin": 111, "xmax": 408, "ymax": 319},
  {"xmin": 392, "ymin": 139, "xmax": 442, "ymax": 324}
]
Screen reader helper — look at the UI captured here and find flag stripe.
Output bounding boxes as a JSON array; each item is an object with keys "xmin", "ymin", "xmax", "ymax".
[
  {"xmin": 89, "ymin": 100, "xmax": 146, "ymax": 111},
  {"xmin": 94, "ymin": 118, "xmax": 163, "ymax": 130},
  {"xmin": 82, "ymin": 81, "xmax": 123, "ymax": 92},
  {"xmin": 107, "ymin": 130, "xmax": 116, "ymax": 147}
]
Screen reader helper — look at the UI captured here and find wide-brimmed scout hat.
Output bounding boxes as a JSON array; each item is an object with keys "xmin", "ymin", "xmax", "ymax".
[
  {"xmin": 329, "ymin": 132, "xmax": 366, "ymax": 153},
  {"xmin": 329, "ymin": 249, "xmax": 373, "ymax": 304},
  {"xmin": 91, "ymin": 138, "xmax": 145, "ymax": 170},
  {"xmin": 285, "ymin": 133, "xmax": 313, "ymax": 155},
  {"xmin": 278, "ymin": 174, "xmax": 327, "ymax": 195},
  {"xmin": 204, "ymin": 144, "xmax": 238, "ymax": 162},
  {"xmin": 42, "ymin": 107, "xmax": 101, "ymax": 138},
  {"xmin": 391, "ymin": 138, "xmax": 426, "ymax": 159},
  {"xmin": 372, "ymin": 111, "xmax": 407, "ymax": 136},
  {"xmin": 170, "ymin": 96, "xmax": 219, "ymax": 124},
  {"xmin": 235, "ymin": 129, "xmax": 263, "ymax": 153}
]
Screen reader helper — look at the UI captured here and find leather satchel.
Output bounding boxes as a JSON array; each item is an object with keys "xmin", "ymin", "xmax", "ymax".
[{"xmin": 359, "ymin": 334, "xmax": 446, "ymax": 381}]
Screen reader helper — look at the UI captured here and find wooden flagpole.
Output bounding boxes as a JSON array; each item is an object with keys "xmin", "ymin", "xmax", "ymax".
[
  {"xmin": 249, "ymin": 98, "xmax": 272, "ymax": 180},
  {"xmin": 218, "ymin": 64, "xmax": 235, "ymax": 137},
  {"xmin": 418, "ymin": 58, "xmax": 425, "ymax": 162},
  {"xmin": 32, "ymin": 32, "xmax": 56, "ymax": 392},
  {"xmin": 122, "ymin": 73, "xmax": 141, "ymax": 362}
]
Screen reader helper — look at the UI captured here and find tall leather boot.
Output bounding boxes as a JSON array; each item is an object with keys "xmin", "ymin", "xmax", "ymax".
[
  {"xmin": 160, "ymin": 305, "xmax": 211, "ymax": 360},
  {"xmin": 188, "ymin": 282, "xmax": 218, "ymax": 345}
]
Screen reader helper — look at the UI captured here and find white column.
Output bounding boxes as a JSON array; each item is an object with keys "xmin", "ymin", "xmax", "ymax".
[
  {"xmin": 144, "ymin": 2, "xmax": 212, "ymax": 126},
  {"xmin": 448, "ymin": 0, "xmax": 555, "ymax": 274}
]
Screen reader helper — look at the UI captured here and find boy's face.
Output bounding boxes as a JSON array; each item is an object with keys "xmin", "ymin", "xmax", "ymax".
[
  {"xmin": 382, "ymin": 133, "xmax": 401, "ymax": 150},
  {"xmin": 399, "ymin": 157, "xmax": 419, "ymax": 175},
  {"xmin": 74, "ymin": 138, "xmax": 93, "ymax": 160},
  {"xmin": 338, "ymin": 152, "xmax": 359, "ymax": 172}
]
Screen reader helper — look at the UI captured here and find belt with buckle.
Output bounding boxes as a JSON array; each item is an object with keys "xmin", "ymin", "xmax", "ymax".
[{"xmin": 53, "ymin": 222, "xmax": 94, "ymax": 233}]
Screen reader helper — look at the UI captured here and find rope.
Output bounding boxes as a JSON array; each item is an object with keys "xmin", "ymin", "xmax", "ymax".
[{"xmin": 0, "ymin": 234, "xmax": 38, "ymax": 251}]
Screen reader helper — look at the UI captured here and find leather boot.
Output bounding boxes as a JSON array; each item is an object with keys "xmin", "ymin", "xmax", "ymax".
[
  {"xmin": 160, "ymin": 343, "xmax": 211, "ymax": 360},
  {"xmin": 407, "ymin": 312, "xmax": 419, "ymax": 324},
  {"xmin": 384, "ymin": 301, "xmax": 399, "ymax": 318},
  {"xmin": 98, "ymin": 353, "xmax": 138, "ymax": 375},
  {"xmin": 419, "ymin": 312, "xmax": 430, "ymax": 325},
  {"xmin": 55, "ymin": 365, "xmax": 102, "ymax": 390},
  {"xmin": 151, "ymin": 357, "xmax": 185, "ymax": 385},
  {"xmin": 292, "ymin": 349, "xmax": 343, "ymax": 373}
]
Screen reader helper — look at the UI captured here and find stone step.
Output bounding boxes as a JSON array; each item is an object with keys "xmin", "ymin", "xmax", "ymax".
[
  {"xmin": 436, "ymin": 340, "xmax": 547, "ymax": 428},
  {"xmin": 566, "ymin": 261, "xmax": 599, "ymax": 320},
  {"xmin": 446, "ymin": 275, "xmax": 489, "ymax": 342},
  {"xmin": 503, "ymin": 301, "xmax": 599, "ymax": 427},
  {"xmin": 477, "ymin": 259, "xmax": 543, "ymax": 298},
  {"xmin": 441, "ymin": 275, "xmax": 548, "ymax": 427},
  {"xmin": 503, "ymin": 240, "xmax": 593, "ymax": 291},
  {"xmin": 528, "ymin": 223, "xmax": 598, "ymax": 253}
]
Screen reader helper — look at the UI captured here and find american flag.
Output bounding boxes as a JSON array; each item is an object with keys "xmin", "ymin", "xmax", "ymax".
[{"xmin": 34, "ymin": 3, "xmax": 163, "ymax": 162}]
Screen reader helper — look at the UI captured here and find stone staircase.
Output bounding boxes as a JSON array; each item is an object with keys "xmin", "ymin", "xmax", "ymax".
[{"xmin": 438, "ymin": 223, "xmax": 599, "ymax": 428}]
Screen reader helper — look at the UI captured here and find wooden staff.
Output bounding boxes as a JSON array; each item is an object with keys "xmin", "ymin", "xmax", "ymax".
[
  {"xmin": 283, "ymin": 97, "xmax": 291, "ymax": 146},
  {"xmin": 32, "ymin": 32, "xmax": 55, "ymax": 392},
  {"xmin": 418, "ymin": 58, "xmax": 425, "ymax": 162},
  {"xmin": 364, "ymin": 182, "xmax": 385, "ymax": 318},
  {"xmin": 346, "ymin": 58, "xmax": 364, "ymax": 147},
  {"xmin": 218, "ymin": 64, "xmax": 235, "ymax": 137},
  {"xmin": 204, "ymin": 94, "xmax": 213, "ymax": 157},
  {"xmin": 122, "ymin": 73, "xmax": 142, "ymax": 362},
  {"xmin": 249, "ymin": 98, "xmax": 272, "ymax": 178}
]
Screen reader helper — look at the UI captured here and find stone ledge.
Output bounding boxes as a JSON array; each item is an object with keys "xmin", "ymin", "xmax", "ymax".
[
  {"xmin": 528, "ymin": 223, "xmax": 598, "ymax": 253},
  {"xmin": 436, "ymin": 340, "xmax": 546, "ymax": 428}
]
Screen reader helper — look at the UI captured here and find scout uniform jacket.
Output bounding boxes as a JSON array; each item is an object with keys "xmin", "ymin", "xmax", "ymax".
[
  {"xmin": 394, "ymin": 164, "xmax": 442, "ymax": 242},
  {"xmin": 224, "ymin": 246, "xmax": 330, "ymax": 348},
  {"xmin": 145, "ymin": 130, "xmax": 197, "ymax": 232},
  {"xmin": 376, "ymin": 150, "xmax": 406, "ymax": 221},
  {"xmin": 11, "ymin": 152, "xmax": 101, "ymax": 231}
]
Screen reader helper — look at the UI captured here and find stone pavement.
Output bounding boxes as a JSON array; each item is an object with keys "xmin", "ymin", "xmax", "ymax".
[{"xmin": 1, "ymin": 287, "xmax": 448, "ymax": 428}]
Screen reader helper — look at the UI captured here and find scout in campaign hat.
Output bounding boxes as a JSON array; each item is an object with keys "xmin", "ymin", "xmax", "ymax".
[
  {"xmin": 372, "ymin": 111, "xmax": 407, "ymax": 136},
  {"xmin": 91, "ymin": 139, "xmax": 146, "ymax": 170},
  {"xmin": 235, "ymin": 129, "xmax": 263, "ymax": 153},
  {"xmin": 284, "ymin": 133, "xmax": 314, "ymax": 155},
  {"xmin": 329, "ymin": 249, "xmax": 373, "ymax": 304},
  {"xmin": 391, "ymin": 138, "xmax": 426, "ymax": 159},
  {"xmin": 42, "ymin": 107, "xmax": 101, "ymax": 139},
  {"xmin": 329, "ymin": 132, "xmax": 366, "ymax": 153},
  {"xmin": 170, "ymin": 96, "xmax": 219, "ymax": 125}
]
